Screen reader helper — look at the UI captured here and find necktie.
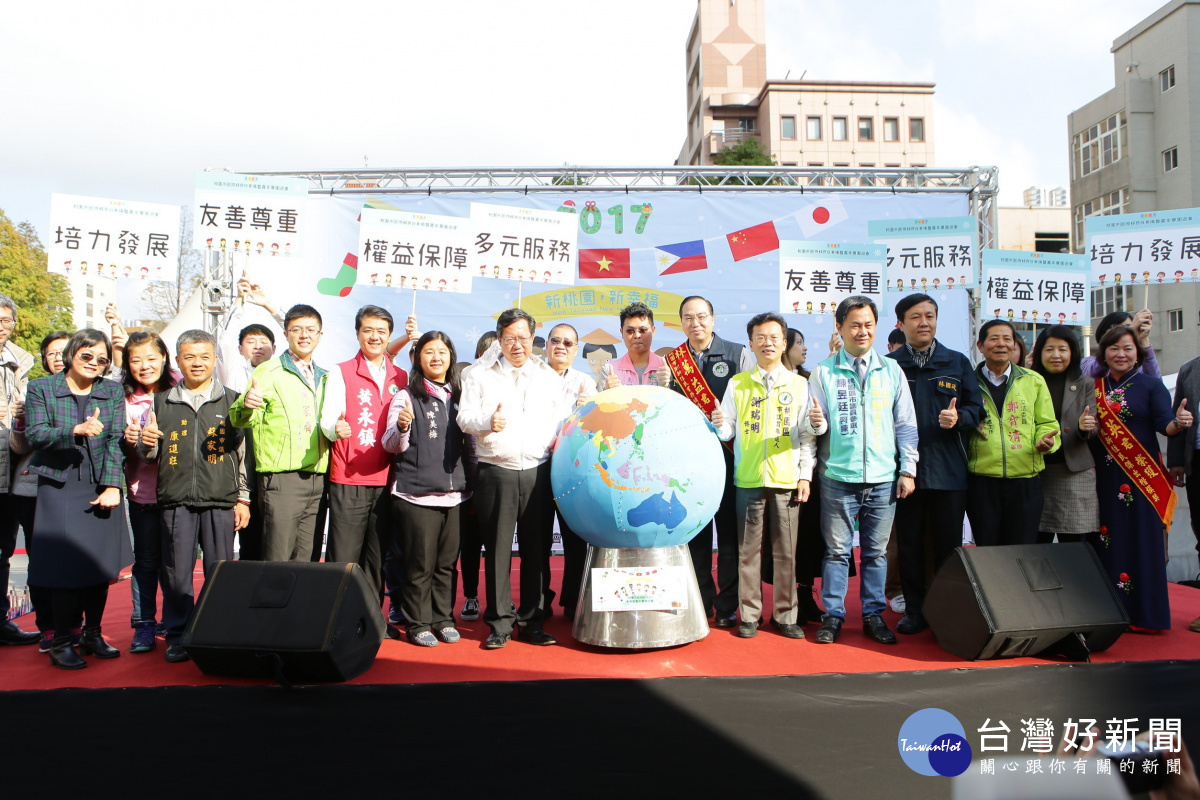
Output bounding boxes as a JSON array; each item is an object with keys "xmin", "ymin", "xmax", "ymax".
[
  {"xmin": 763, "ymin": 371, "xmax": 774, "ymax": 396},
  {"xmin": 854, "ymin": 357, "xmax": 866, "ymax": 385}
]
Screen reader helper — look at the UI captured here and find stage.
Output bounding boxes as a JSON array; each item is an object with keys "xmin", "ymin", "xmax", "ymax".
[{"xmin": 4, "ymin": 558, "xmax": 1199, "ymax": 798}]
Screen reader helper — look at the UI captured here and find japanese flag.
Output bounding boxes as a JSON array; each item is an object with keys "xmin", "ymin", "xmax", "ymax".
[{"xmin": 795, "ymin": 197, "xmax": 849, "ymax": 238}]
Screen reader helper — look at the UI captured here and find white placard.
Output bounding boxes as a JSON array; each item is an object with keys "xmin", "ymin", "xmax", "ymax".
[
  {"xmin": 48, "ymin": 194, "xmax": 181, "ymax": 281},
  {"xmin": 590, "ymin": 565, "xmax": 689, "ymax": 612},
  {"xmin": 1085, "ymin": 207, "xmax": 1200, "ymax": 286},
  {"xmin": 468, "ymin": 202, "xmax": 577, "ymax": 285},
  {"xmin": 981, "ymin": 250, "xmax": 1090, "ymax": 326},
  {"xmin": 868, "ymin": 215, "xmax": 978, "ymax": 290},
  {"xmin": 193, "ymin": 172, "xmax": 308, "ymax": 257},
  {"xmin": 356, "ymin": 207, "xmax": 472, "ymax": 293},
  {"xmin": 779, "ymin": 241, "xmax": 887, "ymax": 316}
]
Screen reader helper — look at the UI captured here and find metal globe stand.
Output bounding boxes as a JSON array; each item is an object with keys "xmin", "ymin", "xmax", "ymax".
[{"xmin": 571, "ymin": 543, "xmax": 710, "ymax": 648}]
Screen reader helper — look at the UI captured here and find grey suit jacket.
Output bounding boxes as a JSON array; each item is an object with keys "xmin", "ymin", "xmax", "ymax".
[
  {"xmin": 1057, "ymin": 373, "xmax": 1098, "ymax": 472},
  {"xmin": 1167, "ymin": 356, "xmax": 1200, "ymax": 474}
]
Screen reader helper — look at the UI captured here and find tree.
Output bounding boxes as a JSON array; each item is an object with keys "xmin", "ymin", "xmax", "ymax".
[
  {"xmin": 141, "ymin": 207, "xmax": 204, "ymax": 321},
  {"xmin": 0, "ymin": 209, "xmax": 74, "ymax": 377},
  {"xmin": 697, "ymin": 137, "xmax": 782, "ymax": 186}
]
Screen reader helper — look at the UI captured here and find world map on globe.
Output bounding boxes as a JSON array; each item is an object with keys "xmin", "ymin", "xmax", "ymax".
[{"xmin": 551, "ymin": 385, "xmax": 727, "ymax": 549}]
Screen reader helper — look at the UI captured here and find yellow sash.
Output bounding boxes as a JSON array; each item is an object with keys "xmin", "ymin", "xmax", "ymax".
[{"xmin": 1095, "ymin": 379, "xmax": 1177, "ymax": 530}]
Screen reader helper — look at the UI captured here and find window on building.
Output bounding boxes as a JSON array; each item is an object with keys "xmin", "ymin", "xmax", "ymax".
[
  {"xmin": 1073, "ymin": 113, "xmax": 1125, "ymax": 178},
  {"xmin": 805, "ymin": 116, "xmax": 822, "ymax": 141},
  {"xmin": 1073, "ymin": 188, "xmax": 1128, "ymax": 246},
  {"xmin": 857, "ymin": 117, "xmax": 874, "ymax": 141},
  {"xmin": 807, "ymin": 162, "xmax": 824, "ymax": 167},
  {"xmin": 833, "ymin": 162, "xmax": 850, "ymax": 167},
  {"xmin": 1161, "ymin": 65, "xmax": 1175, "ymax": 92},
  {"xmin": 909, "ymin": 117, "xmax": 925, "ymax": 142},
  {"xmin": 781, "ymin": 116, "xmax": 796, "ymax": 140},
  {"xmin": 859, "ymin": 163, "xmax": 875, "ymax": 168},
  {"xmin": 911, "ymin": 164, "xmax": 926, "ymax": 168},
  {"xmin": 782, "ymin": 162, "xmax": 797, "ymax": 167},
  {"xmin": 883, "ymin": 118, "xmax": 899, "ymax": 142},
  {"xmin": 832, "ymin": 117, "xmax": 848, "ymax": 141},
  {"xmin": 1163, "ymin": 147, "xmax": 1179, "ymax": 172},
  {"xmin": 885, "ymin": 163, "xmax": 901, "ymax": 168},
  {"xmin": 1090, "ymin": 286, "xmax": 1135, "ymax": 319},
  {"xmin": 86, "ymin": 302, "xmax": 93, "ymax": 318},
  {"xmin": 86, "ymin": 284, "xmax": 93, "ymax": 299},
  {"xmin": 1168, "ymin": 308, "xmax": 1184, "ymax": 331}
]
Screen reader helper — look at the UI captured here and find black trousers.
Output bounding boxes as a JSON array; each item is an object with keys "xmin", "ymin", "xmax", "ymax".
[
  {"xmin": 308, "ymin": 476, "xmax": 331, "ymax": 563},
  {"xmin": 237, "ymin": 485, "xmax": 264, "ymax": 560},
  {"xmin": 327, "ymin": 482, "xmax": 391, "ymax": 601},
  {"xmin": 966, "ymin": 475, "xmax": 1043, "ymax": 547},
  {"xmin": 458, "ymin": 499, "xmax": 482, "ymax": 599},
  {"xmin": 476, "ymin": 461, "xmax": 552, "ymax": 636},
  {"xmin": 557, "ymin": 506, "xmax": 587, "ymax": 616},
  {"xmin": 50, "ymin": 583, "xmax": 107, "ymax": 635},
  {"xmin": 1188, "ymin": 450, "xmax": 1200, "ymax": 558},
  {"xmin": 687, "ymin": 446, "xmax": 738, "ymax": 617},
  {"xmin": 160, "ymin": 506, "xmax": 235, "ymax": 643},
  {"xmin": 0, "ymin": 493, "xmax": 51, "ymax": 627},
  {"xmin": 395, "ymin": 498, "xmax": 461, "ymax": 634},
  {"xmin": 895, "ymin": 488, "xmax": 966, "ymax": 617}
]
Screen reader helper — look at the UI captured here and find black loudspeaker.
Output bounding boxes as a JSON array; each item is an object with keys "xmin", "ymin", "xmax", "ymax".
[
  {"xmin": 183, "ymin": 561, "xmax": 386, "ymax": 683},
  {"xmin": 924, "ymin": 543, "xmax": 1129, "ymax": 661}
]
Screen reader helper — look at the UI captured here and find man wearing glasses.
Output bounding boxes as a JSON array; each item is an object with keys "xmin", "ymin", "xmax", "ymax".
[
  {"xmin": 598, "ymin": 302, "xmax": 665, "ymax": 390},
  {"xmin": 544, "ymin": 323, "xmax": 596, "ymax": 620},
  {"xmin": 231, "ymin": 304, "xmax": 331, "ymax": 562},
  {"xmin": 457, "ymin": 308, "xmax": 565, "ymax": 648},
  {"xmin": 658, "ymin": 295, "xmax": 754, "ymax": 628},
  {"xmin": 0, "ymin": 294, "xmax": 40, "ymax": 645}
]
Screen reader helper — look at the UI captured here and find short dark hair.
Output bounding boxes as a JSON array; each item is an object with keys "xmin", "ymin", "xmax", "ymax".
[
  {"xmin": 121, "ymin": 331, "xmax": 176, "ymax": 396},
  {"xmin": 496, "ymin": 308, "xmax": 535, "ymax": 337},
  {"xmin": 582, "ymin": 342, "xmax": 618, "ymax": 358},
  {"xmin": 238, "ymin": 323, "xmax": 275, "ymax": 346},
  {"xmin": 978, "ymin": 318, "xmax": 1016, "ymax": 344},
  {"xmin": 1012, "ymin": 333, "xmax": 1028, "ymax": 366},
  {"xmin": 1032, "ymin": 325, "xmax": 1083, "ymax": 380},
  {"xmin": 887, "ymin": 328, "xmax": 907, "ymax": 347},
  {"xmin": 409, "ymin": 331, "xmax": 461, "ymax": 403},
  {"xmin": 746, "ymin": 312, "xmax": 787, "ymax": 341},
  {"xmin": 176, "ymin": 329, "xmax": 217, "ymax": 352},
  {"xmin": 1095, "ymin": 310, "xmax": 1134, "ymax": 344},
  {"xmin": 834, "ymin": 295, "xmax": 878, "ymax": 325},
  {"xmin": 355, "ymin": 304, "xmax": 394, "ymax": 334},
  {"xmin": 1097, "ymin": 325, "xmax": 1146, "ymax": 371},
  {"xmin": 894, "ymin": 293, "xmax": 938, "ymax": 320},
  {"xmin": 475, "ymin": 331, "xmax": 497, "ymax": 359},
  {"xmin": 39, "ymin": 331, "xmax": 71, "ymax": 373},
  {"xmin": 284, "ymin": 304, "xmax": 323, "ymax": 331},
  {"xmin": 548, "ymin": 323, "xmax": 579, "ymax": 344},
  {"xmin": 678, "ymin": 296, "xmax": 713, "ymax": 316},
  {"xmin": 63, "ymin": 329, "xmax": 112, "ymax": 376},
  {"xmin": 619, "ymin": 302, "xmax": 654, "ymax": 328}
]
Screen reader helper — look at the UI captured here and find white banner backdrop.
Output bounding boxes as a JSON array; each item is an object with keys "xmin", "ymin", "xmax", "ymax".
[{"xmin": 49, "ymin": 193, "xmax": 180, "ymax": 281}]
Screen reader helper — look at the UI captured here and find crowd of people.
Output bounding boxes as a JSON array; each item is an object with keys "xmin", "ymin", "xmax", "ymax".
[{"xmin": 0, "ymin": 282, "xmax": 1196, "ymax": 670}]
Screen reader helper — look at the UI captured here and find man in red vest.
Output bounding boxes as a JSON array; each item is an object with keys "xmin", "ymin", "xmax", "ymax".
[{"xmin": 320, "ymin": 305, "xmax": 407, "ymax": 600}]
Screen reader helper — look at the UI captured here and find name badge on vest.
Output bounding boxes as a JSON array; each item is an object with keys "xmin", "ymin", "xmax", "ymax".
[
  {"xmin": 389, "ymin": 384, "xmax": 400, "ymax": 396},
  {"xmin": 712, "ymin": 362, "xmax": 730, "ymax": 378}
]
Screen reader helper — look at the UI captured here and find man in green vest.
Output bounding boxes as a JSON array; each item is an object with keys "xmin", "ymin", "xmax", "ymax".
[{"xmin": 712, "ymin": 312, "xmax": 824, "ymax": 639}]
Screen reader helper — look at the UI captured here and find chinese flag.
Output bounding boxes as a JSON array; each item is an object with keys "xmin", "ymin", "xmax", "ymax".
[
  {"xmin": 578, "ymin": 248, "xmax": 631, "ymax": 279},
  {"xmin": 726, "ymin": 221, "xmax": 780, "ymax": 261}
]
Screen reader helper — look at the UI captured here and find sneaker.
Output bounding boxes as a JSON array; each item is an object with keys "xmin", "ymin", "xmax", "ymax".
[
  {"xmin": 460, "ymin": 597, "xmax": 480, "ymax": 621},
  {"xmin": 38, "ymin": 630, "xmax": 55, "ymax": 654},
  {"xmin": 406, "ymin": 629, "xmax": 438, "ymax": 647},
  {"xmin": 434, "ymin": 626, "xmax": 461, "ymax": 644},
  {"xmin": 130, "ymin": 622, "xmax": 157, "ymax": 653},
  {"xmin": 387, "ymin": 604, "xmax": 405, "ymax": 627},
  {"xmin": 888, "ymin": 595, "xmax": 906, "ymax": 614}
]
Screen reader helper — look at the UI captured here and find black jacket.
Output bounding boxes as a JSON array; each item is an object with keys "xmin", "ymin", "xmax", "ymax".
[
  {"xmin": 887, "ymin": 340, "xmax": 984, "ymax": 491},
  {"xmin": 138, "ymin": 380, "xmax": 247, "ymax": 510}
]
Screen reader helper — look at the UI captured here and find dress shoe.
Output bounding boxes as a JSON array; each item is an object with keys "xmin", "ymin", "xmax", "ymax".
[
  {"xmin": 49, "ymin": 637, "xmax": 87, "ymax": 670},
  {"xmin": 484, "ymin": 632, "xmax": 511, "ymax": 649},
  {"xmin": 164, "ymin": 643, "xmax": 191, "ymax": 663},
  {"xmin": 0, "ymin": 620, "xmax": 42, "ymax": 645},
  {"xmin": 772, "ymin": 620, "xmax": 806, "ymax": 639},
  {"xmin": 796, "ymin": 585, "xmax": 823, "ymax": 625},
  {"xmin": 516, "ymin": 627, "xmax": 556, "ymax": 646},
  {"xmin": 78, "ymin": 628, "xmax": 120, "ymax": 659},
  {"xmin": 713, "ymin": 611, "xmax": 738, "ymax": 629},
  {"xmin": 896, "ymin": 613, "xmax": 929, "ymax": 635},
  {"xmin": 1190, "ymin": 616, "xmax": 1200, "ymax": 633},
  {"xmin": 862, "ymin": 615, "xmax": 897, "ymax": 645},
  {"xmin": 736, "ymin": 621, "xmax": 758, "ymax": 638},
  {"xmin": 815, "ymin": 616, "xmax": 843, "ymax": 644}
]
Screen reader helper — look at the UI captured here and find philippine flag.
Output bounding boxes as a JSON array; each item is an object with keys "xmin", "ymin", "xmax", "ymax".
[{"xmin": 654, "ymin": 240, "xmax": 708, "ymax": 275}]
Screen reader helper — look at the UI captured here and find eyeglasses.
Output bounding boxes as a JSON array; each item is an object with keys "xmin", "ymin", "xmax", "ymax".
[
  {"xmin": 681, "ymin": 313, "xmax": 711, "ymax": 325},
  {"xmin": 500, "ymin": 335, "xmax": 532, "ymax": 347},
  {"xmin": 0, "ymin": 317, "xmax": 14, "ymax": 329},
  {"xmin": 752, "ymin": 335, "xmax": 783, "ymax": 345},
  {"xmin": 77, "ymin": 352, "xmax": 110, "ymax": 367},
  {"xmin": 287, "ymin": 327, "xmax": 322, "ymax": 336},
  {"xmin": 623, "ymin": 327, "xmax": 652, "ymax": 336},
  {"xmin": 548, "ymin": 337, "xmax": 577, "ymax": 347},
  {"xmin": 46, "ymin": 350, "xmax": 65, "ymax": 362}
]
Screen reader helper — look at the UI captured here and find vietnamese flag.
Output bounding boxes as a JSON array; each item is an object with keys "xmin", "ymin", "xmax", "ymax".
[
  {"xmin": 578, "ymin": 248, "xmax": 630, "ymax": 279},
  {"xmin": 726, "ymin": 221, "xmax": 779, "ymax": 261}
]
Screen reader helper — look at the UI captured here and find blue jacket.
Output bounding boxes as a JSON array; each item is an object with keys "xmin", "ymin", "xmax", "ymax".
[{"xmin": 886, "ymin": 340, "xmax": 984, "ymax": 491}]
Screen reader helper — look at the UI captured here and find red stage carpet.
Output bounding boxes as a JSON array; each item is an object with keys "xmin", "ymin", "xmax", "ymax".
[{"xmin": 5, "ymin": 557, "xmax": 1199, "ymax": 690}]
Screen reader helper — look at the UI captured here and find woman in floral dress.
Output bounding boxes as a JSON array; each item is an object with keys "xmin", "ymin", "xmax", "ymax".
[{"xmin": 1089, "ymin": 326, "xmax": 1193, "ymax": 630}]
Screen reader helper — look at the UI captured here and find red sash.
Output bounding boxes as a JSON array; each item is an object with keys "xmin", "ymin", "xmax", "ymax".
[
  {"xmin": 1095, "ymin": 379, "xmax": 1177, "ymax": 530},
  {"xmin": 665, "ymin": 342, "xmax": 733, "ymax": 452}
]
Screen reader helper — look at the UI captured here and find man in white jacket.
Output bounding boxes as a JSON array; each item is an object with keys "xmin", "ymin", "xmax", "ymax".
[{"xmin": 457, "ymin": 308, "xmax": 566, "ymax": 648}]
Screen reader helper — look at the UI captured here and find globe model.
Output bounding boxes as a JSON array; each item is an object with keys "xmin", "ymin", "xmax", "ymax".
[{"xmin": 551, "ymin": 385, "xmax": 727, "ymax": 549}]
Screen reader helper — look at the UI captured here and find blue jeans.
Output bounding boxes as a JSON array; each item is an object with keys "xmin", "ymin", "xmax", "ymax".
[
  {"xmin": 128, "ymin": 500, "xmax": 162, "ymax": 627},
  {"xmin": 819, "ymin": 477, "xmax": 896, "ymax": 620}
]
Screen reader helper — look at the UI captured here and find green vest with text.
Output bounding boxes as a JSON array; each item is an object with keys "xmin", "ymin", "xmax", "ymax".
[{"xmin": 732, "ymin": 370, "xmax": 808, "ymax": 489}]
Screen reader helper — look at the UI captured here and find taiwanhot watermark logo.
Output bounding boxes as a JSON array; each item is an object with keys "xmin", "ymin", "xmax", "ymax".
[{"xmin": 898, "ymin": 708, "xmax": 973, "ymax": 777}]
